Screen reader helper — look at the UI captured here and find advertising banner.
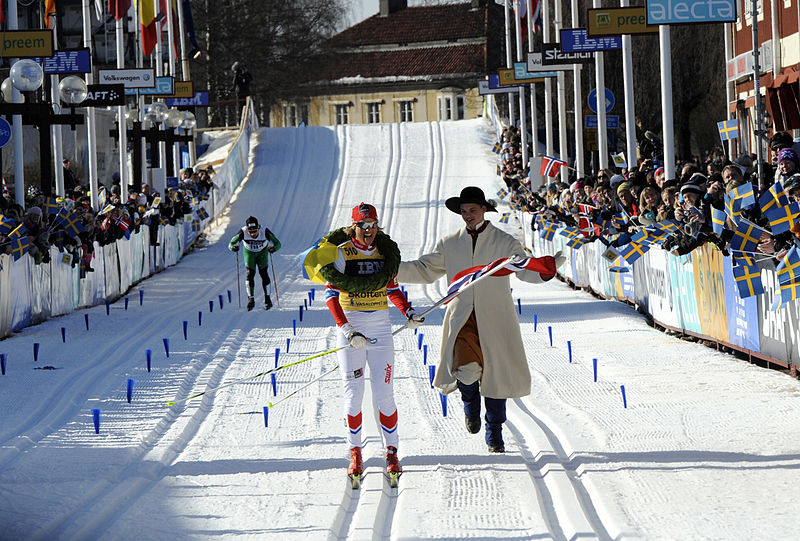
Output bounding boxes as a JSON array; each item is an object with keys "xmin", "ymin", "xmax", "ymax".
[
  {"xmin": 691, "ymin": 244, "xmax": 728, "ymax": 342},
  {"xmin": 668, "ymin": 254, "xmax": 702, "ymax": 333},
  {"xmin": 722, "ymin": 255, "xmax": 759, "ymax": 351}
]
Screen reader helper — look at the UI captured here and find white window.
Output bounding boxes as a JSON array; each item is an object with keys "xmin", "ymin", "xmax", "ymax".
[
  {"xmin": 283, "ymin": 105, "xmax": 297, "ymax": 127},
  {"xmin": 367, "ymin": 102, "xmax": 381, "ymax": 124},
  {"xmin": 398, "ymin": 101, "xmax": 414, "ymax": 122},
  {"xmin": 439, "ymin": 96, "xmax": 452, "ymax": 120},
  {"xmin": 335, "ymin": 104, "xmax": 350, "ymax": 125},
  {"xmin": 437, "ymin": 89, "xmax": 466, "ymax": 121}
]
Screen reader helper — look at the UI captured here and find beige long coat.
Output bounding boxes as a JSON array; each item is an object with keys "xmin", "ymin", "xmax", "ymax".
[{"xmin": 397, "ymin": 222, "xmax": 547, "ymax": 399}]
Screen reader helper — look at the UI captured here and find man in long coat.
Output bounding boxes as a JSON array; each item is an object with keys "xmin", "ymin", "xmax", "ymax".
[{"xmin": 397, "ymin": 186, "xmax": 559, "ymax": 452}]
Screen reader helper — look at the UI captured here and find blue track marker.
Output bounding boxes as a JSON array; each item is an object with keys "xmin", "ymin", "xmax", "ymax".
[
  {"xmin": 92, "ymin": 409, "xmax": 101, "ymax": 434},
  {"xmin": 127, "ymin": 378, "xmax": 135, "ymax": 403}
]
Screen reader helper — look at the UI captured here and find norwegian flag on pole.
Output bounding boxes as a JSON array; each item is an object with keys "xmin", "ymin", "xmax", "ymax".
[
  {"xmin": 445, "ymin": 255, "xmax": 556, "ymax": 301},
  {"xmin": 539, "ymin": 155, "xmax": 567, "ymax": 177}
]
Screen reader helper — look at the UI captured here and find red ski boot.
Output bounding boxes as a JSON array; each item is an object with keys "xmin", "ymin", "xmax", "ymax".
[
  {"xmin": 386, "ymin": 446, "xmax": 402, "ymax": 487},
  {"xmin": 348, "ymin": 447, "xmax": 363, "ymax": 489}
]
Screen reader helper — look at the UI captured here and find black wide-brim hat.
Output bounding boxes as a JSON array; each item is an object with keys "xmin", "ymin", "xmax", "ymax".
[{"xmin": 445, "ymin": 186, "xmax": 498, "ymax": 214}]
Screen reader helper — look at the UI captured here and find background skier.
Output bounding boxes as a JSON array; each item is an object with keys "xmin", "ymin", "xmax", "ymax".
[{"xmin": 229, "ymin": 216, "xmax": 281, "ymax": 310}]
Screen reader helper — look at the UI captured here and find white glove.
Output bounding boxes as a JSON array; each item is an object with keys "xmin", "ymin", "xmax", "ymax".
[
  {"xmin": 405, "ymin": 308, "xmax": 425, "ymax": 329},
  {"xmin": 341, "ymin": 322, "xmax": 367, "ymax": 349},
  {"xmin": 553, "ymin": 250, "xmax": 566, "ymax": 268}
]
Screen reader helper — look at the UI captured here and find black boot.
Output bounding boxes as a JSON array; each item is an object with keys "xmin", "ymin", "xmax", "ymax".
[
  {"xmin": 246, "ymin": 297, "xmax": 255, "ymax": 311},
  {"xmin": 264, "ymin": 296, "xmax": 273, "ymax": 310},
  {"xmin": 457, "ymin": 381, "xmax": 481, "ymax": 435}
]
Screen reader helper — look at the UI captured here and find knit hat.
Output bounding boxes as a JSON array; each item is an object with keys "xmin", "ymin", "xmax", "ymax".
[
  {"xmin": 680, "ymin": 173, "xmax": 707, "ymax": 196},
  {"xmin": 616, "ymin": 182, "xmax": 631, "ymax": 195},
  {"xmin": 352, "ymin": 202, "xmax": 378, "ymax": 222},
  {"xmin": 778, "ymin": 148, "xmax": 799, "ymax": 166},
  {"xmin": 28, "ymin": 206, "xmax": 42, "ymax": 215},
  {"xmin": 609, "ymin": 174, "xmax": 625, "ymax": 188}
]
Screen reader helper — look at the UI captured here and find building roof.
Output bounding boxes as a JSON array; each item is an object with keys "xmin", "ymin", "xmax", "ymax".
[
  {"xmin": 322, "ymin": 44, "xmax": 488, "ymax": 83},
  {"xmin": 314, "ymin": 2, "xmax": 502, "ymax": 87},
  {"xmin": 331, "ymin": 4, "xmax": 489, "ymax": 48}
]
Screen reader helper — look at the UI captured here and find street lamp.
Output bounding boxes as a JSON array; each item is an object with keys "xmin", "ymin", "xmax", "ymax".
[
  {"xmin": 58, "ymin": 76, "xmax": 88, "ymax": 108},
  {"xmin": 10, "ymin": 59, "xmax": 44, "ymax": 94},
  {"xmin": 181, "ymin": 111, "xmax": 197, "ymax": 130},
  {"xmin": 164, "ymin": 108, "xmax": 183, "ymax": 129}
]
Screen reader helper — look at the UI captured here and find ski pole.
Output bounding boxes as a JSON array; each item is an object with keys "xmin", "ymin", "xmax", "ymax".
[
  {"xmin": 268, "ymin": 365, "xmax": 339, "ymax": 409},
  {"xmin": 270, "ymin": 254, "xmax": 280, "ymax": 308},
  {"xmin": 236, "ymin": 250, "xmax": 242, "ymax": 308},
  {"xmin": 166, "ymin": 345, "xmax": 347, "ymax": 407}
]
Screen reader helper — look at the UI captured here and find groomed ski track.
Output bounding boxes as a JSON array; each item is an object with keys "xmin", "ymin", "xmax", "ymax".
[{"xmin": 4, "ymin": 119, "xmax": 800, "ymax": 540}]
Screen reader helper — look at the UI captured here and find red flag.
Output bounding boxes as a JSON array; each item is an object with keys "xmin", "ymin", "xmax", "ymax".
[
  {"xmin": 540, "ymin": 156, "xmax": 567, "ymax": 177},
  {"xmin": 109, "ymin": 0, "xmax": 131, "ymax": 20}
]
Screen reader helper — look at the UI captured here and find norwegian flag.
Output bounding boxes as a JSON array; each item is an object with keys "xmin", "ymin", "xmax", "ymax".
[
  {"xmin": 445, "ymin": 255, "xmax": 556, "ymax": 301},
  {"xmin": 540, "ymin": 155, "xmax": 567, "ymax": 177},
  {"xmin": 576, "ymin": 203, "xmax": 600, "ymax": 236}
]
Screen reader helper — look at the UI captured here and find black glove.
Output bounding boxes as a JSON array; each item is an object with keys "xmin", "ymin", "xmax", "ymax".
[
  {"xmin": 230, "ymin": 244, "xmax": 239, "ymax": 252},
  {"xmin": 268, "ymin": 246, "xmax": 276, "ymax": 253}
]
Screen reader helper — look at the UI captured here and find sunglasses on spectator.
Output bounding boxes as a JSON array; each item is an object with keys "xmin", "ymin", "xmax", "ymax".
[{"xmin": 356, "ymin": 221, "xmax": 379, "ymax": 230}]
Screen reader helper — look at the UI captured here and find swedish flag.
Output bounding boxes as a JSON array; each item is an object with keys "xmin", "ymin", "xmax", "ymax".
[
  {"xmin": 191, "ymin": 219, "xmax": 201, "ymax": 233},
  {"xmin": 729, "ymin": 218, "xmax": 766, "ymax": 253},
  {"xmin": 539, "ymin": 221, "xmax": 557, "ymax": 241},
  {"xmin": 566, "ymin": 236, "xmax": 587, "ymax": 249},
  {"xmin": 776, "ymin": 247, "xmax": 800, "ymax": 286},
  {"xmin": 41, "ymin": 197, "xmax": 61, "ymax": 215},
  {"xmin": 732, "ymin": 263, "xmax": 764, "ymax": 298},
  {"xmin": 497, "ymin": 187, "xmax": 509, "ymax": 200},
  {"xmin": 300, "ymin": 237, "xmax": 340, "ymax": 284},
  {"xmin": 492, "ymin": 141, "xmax": 502, "ymax": 154},
  {"xmin": 196, "ymin": 207, "xmax": 209, "ymax": 220},
  {"xmin": 0, "ymin": 214, "xmax": 15, "ymax": 235},
  {"xmin": 711, "ymin": 206, "xmax": 727, "ymax": 236},
  {"xmin": 758, "ymin": 182, "xmax": 789, "ymax": 215},
  {"xmin": 559, "ymin": 226, "xmax": 581, "ymax": 239},
  {"xmin": 618, "ymin": 242, "xmax": 649, "ymax": 264},
  {"xmin": 763, "ymin": 200, "xmax": 800, "ymax": 235},
  {"xmin": 717, "ymin": 118, "xmax": 739, "ymax": 141},
  {"xmin": 9, "ymin": 235, "xmax": 29, "ymax": 261},
  {"xmin": 499, "ymin": 212, "xmax": 510, "ymax": 224}
]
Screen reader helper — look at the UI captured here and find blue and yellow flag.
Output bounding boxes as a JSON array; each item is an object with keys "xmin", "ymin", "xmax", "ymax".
[
  {"xmin": 41, "ymin": 197, "xmax": 61, "ymax": 215},
  {"xmin": 0, "ymin": 214, "xmax": 15, "ymax": 235},
  {"xmin": 758, "ymin": 181, "xmax": 789, "ymax": 215},
  {"xmin": 300, "ymin": 237, "xmax": 340, "ymax": 284},
  {"xmin": 711, "ymin": 206, "xmax": 727, "ymax": 236},
  {"xmin": 732, "ymin": 263, "xmax": 764, "ymax": 298},
  {"xmin": 191, "ymin": 219, "xmax": 201, "ymax": 233},
  {"xmin": 777, "ymin": 247, "xmax": 800, "ymax": 286},
  {"xmin": 492, "ymin": 141, "xmax": 502, "ymax": 154},
  {"xmin": 729, "ymin": 218, "xmax": 766, "ymax": 253},
  {"xmin": 717, "ymin": 118, "xmax": 739, "ymax": 141},
  {"xmin": 539, "ymin": 221, "xmax": 557, "ymax": 241},
  {"xmin": 499, "ymin": 212, "xmax": 510, "ymax": 224},
  {"xmin": 496, "ymin": 187, "xmax": 509, "ymax": 200},
  {"xmin": 763, "ymin": 200, "xmax": 800, "ymax": 235},
  {"xmin": 618, "ymin": 242, "xmax": 649, "ymax": 264},
  {"xmin": 196, "ymin": 207, "xmax": 209, "ymax": 220},
  {"xmin": 9, "ymin": 235, "xmax": 30, "ymax": 261}
]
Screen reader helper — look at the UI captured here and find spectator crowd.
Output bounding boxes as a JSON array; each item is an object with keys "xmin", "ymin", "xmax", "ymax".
[
  {"xmin": 494, "ymin": 125, "xmax": 800, "ymax": 303},
  {"xmin": 0, "ymin": 163, "xmax": 216, "ymax": 277}
]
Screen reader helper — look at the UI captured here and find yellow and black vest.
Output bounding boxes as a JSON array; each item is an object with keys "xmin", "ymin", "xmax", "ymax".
[{"xmin": 337, "ymin": 240, "xmax": 389, "ymax": 311}]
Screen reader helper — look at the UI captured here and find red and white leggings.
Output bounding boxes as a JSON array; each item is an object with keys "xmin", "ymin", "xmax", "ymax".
[{"xmin": 336, "ymin": 309, "xmax": 399, "ymax": 450}]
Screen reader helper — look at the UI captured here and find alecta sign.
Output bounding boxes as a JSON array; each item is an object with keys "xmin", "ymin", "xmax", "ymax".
[{"xmin": 646, "ymin": 0, "xmax": 736, "ymax": 24}]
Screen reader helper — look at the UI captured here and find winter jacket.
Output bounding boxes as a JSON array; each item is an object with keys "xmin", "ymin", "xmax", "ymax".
[{"xmin": 397, "ymin": 222, "xmax": 551, "ymax": 399}]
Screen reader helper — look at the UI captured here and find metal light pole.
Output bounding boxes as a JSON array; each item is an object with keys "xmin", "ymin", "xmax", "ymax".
[
  {"xmin": 751, "ymin": 0, "xmax": 765, "ymax": 185},
  {"xmin": 8, "ymin": 0, "xmax": 25, "ymax": 206}
]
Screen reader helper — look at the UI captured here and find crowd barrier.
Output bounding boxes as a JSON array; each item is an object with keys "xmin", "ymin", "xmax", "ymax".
[
  {"xmin": 520, "ymin": 211, "xmax": 800, "ymax": 372},
  {"xmin": 0, "ymin": 101, "xmax": 259, "ymax": 338}
]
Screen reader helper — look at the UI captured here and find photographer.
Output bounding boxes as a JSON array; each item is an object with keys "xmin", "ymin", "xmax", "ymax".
[{"xmin": 231, "ymin": 62, "xmax": 252, "ymax": 119}]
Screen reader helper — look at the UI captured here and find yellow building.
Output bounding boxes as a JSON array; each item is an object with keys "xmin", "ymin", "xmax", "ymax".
[{"xmin": 272, "ymin": 0, "xmax": 504, "ymax": 127}]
